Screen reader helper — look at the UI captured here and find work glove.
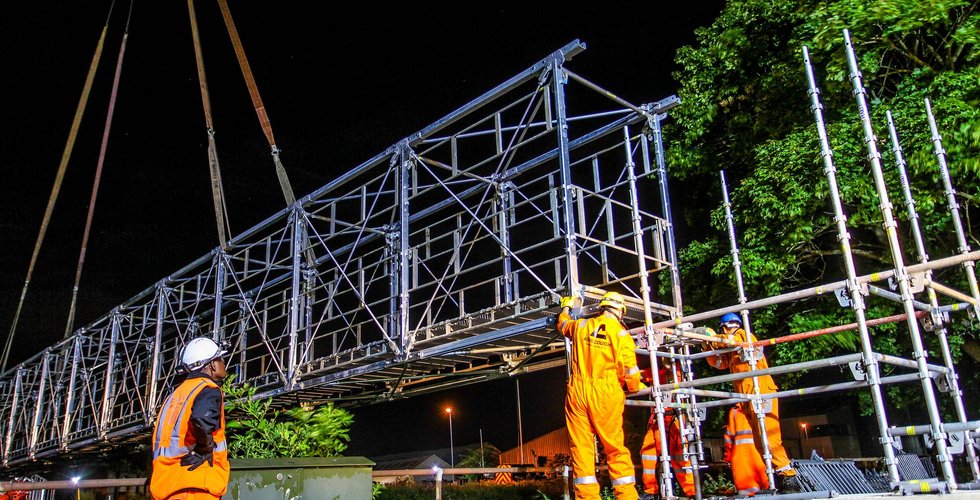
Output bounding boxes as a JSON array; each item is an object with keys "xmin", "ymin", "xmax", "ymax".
[
  {"xmin": 626, "ymin": 381, "xmax": 648, "ymax": 395},
  {"xmin": 559, "ymin": 296, "xmax": 574, "ymax": 308},
  {"xmin": 702, "ymin": 326, "xmax": 728, "ymax": 350},
  {"xmin": 180, "ymin": 450, "xmax": 214, "ymax": 471}
]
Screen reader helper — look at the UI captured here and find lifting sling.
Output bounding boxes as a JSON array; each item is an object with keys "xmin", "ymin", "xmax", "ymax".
[
  {"xmin": 216, "ymin": 0, "xmax": 297, "ymax": 206},
  {"xmin": 187, "ymin": 0, "xmax": 232, "ymax": 248},
  {"xmin": 2, "ymin": 11, "xmax": 112, "ymax": 371},
  {"xmin": 65, "ymin": 2, "xmax": 136, "ymax": 338}
]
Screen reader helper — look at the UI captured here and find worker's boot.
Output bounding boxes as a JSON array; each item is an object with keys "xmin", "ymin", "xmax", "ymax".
[{"xmin": 777, "ymin": 471, "xmax": 802, "ymax": 493}]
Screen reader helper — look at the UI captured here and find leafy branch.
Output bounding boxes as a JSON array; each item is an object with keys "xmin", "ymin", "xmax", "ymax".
[{"xmin": 223, "ymin": 374, "xmax": 354, "ymax": 459}]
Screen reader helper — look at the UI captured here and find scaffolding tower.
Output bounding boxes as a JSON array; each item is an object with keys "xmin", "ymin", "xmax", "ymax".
[{"xmin": 624, "ymin": 31, "xmax": 980, "ymax": 498}]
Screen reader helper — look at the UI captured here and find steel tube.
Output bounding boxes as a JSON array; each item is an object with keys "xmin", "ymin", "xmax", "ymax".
[
  {"xmin": 630, "ymin": 126, "xmax": 683, "ymax": 499},
  {"xmin": 875, "ymin": 353, "xmax": 948, "ymax": 374},
  {"xmin": 804, "ymin": 42, "xmax": 900, "ymax": 482},
  {"xmin": 927, "ymin": 279, "xmax": 978, "ymax": 305},
  {"xmin": 867, "ymin": 284, "xmax": 932, "ymax": 311},
  {"xmin": 845, "ymin": 28, "xmax": 956, "ymax": 485},
  {"xmin": 888, "ymin": 421, "xmax": 980, "ymax": 436},
  {"xmin": 0, "ymin": 478, "xmax": 147, "ymax": 491},
  {"xmin": 720, "ymin": 169, "xmax": 774, "ymax": 486},
  {"xmin": 645, "ymin": 250, "xmax": 979, "ymax": 330},
  {"xmin": 889, "ymin": 108, "xmax": 980, "ymax": 481},
  {"xmin": 631, "ymin": 353, "xmax": 863, "ymax": 393},
  {"xmin": 648, "ymin": 115, "xmax": 683, "ymax": 312},
  {"xmin": 925, "ymin": 97, "xmax": 980, "ymax": 318}
]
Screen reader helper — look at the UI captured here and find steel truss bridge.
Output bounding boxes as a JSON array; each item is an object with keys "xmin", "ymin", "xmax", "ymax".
[
  {"xmin": 0, "ymin": 40, "xmax": 685, "ymax": 468},
  {"xmin": 3, "ymin": 35, "xmax": 978, "ymax": 496}
]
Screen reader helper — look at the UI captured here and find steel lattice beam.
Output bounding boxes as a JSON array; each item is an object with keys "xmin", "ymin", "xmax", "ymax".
[{"xmin": 0, "ymin": 40, "xmax": 682, "ymax": 469}]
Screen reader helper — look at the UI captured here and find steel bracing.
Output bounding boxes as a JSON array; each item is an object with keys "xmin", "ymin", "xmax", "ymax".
[{"xmin": 0, "ymin": 40, "xmax": 684, "ymax": 468}]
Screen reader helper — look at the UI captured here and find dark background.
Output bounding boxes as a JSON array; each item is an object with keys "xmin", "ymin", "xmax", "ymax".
[{"xmin": 1, "ymin": 3, "xmax": 726, "ymax": 458}]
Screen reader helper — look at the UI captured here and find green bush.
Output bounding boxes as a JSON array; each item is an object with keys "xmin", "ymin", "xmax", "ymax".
[
  {"xmin": 222, "ymin": 374, "xmax": 354, "ymax": 459},
  {"xmin": 700, "ymin": 470, "xmax": 735, "ymax": 496}
]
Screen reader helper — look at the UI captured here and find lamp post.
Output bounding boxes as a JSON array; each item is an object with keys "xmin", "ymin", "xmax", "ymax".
[
  {"xmin": 800, "ymin": 422, "xmax": 808, "ymax": 439},
  {"xmin": 445, "ymin": 407, "xmax": 455, "ymax": 467},
  {"xmin": 71, "ymin": 476, "xmax": 81, "ymax": 500}
]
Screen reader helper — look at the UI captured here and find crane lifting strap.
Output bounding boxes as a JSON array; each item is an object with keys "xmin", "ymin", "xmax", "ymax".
[
  {"xmin": 216, "ymin": 0, "xmax": 297, "ymax": 205},
  {"xmin": 187, "ymin": 0, "xmax": 232, "ymax": 248},
  {"xmin": 65, "ymin": 3, "xmax": 136, "ymax": 338},
  {"xmin": 2, "ymin": 23, "xmax": 110, "ymax": 372}
]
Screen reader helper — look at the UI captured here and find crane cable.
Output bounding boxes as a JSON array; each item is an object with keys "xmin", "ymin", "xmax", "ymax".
[
  {"xmin": 64, "ymin": 1, "xmax": 136, "ymax": 338},
  {"xmin": 216, "ymin": 0, "xmax": 297, "ymax": 206},
  {"xmin": 1, "ymin": 6, "xmax": 115, "ymax": 372},
  {"xmin": 187, "ymin": 0, "xmax": 232, "ymax": 248}
]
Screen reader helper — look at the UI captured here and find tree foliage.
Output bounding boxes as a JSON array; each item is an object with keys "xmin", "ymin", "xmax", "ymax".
[
  {"xmin": 667, "ymin": 0, "xmax": 979, "ymax": 412},
  {"xmin": 223, "ymin": 375, "xmax": 354, "ymax": 458},
  {"xmin": 458, "ymin": 443, "xmax": 501, "ymax": 468}
]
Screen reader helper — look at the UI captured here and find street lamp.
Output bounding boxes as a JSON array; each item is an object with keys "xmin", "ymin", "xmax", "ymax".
[
  {"xmin": 800, "ymin": 422, "xmax": 808, "ymax": 439},
  {"xmin": 445, "ymin": 407, "xmax": 455, "ymax": 467},
  {"xmin": 71, "ymin": 475, "xmax": 81, "ymax": 500}
]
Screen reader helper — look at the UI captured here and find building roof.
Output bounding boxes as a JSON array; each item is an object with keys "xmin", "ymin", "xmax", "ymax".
[
  {"xmin": 372, "ymin": 454, "xmax": 448, "ymax": 471},
  {"xmin": 499, "ymin": 427, "xmax": 570, "ymax": 465}
]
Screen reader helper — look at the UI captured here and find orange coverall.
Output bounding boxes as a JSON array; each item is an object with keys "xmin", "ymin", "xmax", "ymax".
[
  {"xmin": 724, "ymin": 406, "xmax": 769, "ymax": 496},
  {"xmin": 639, "ymin": 366, "xmax": 695, "ymax": 497},
  {"xmin": 558, "ymin": 309, "xmax": 642, "ymax": 500},
  {"xmin": 707, "ymin": 326, "xmax": 794, "ymax": 474}
]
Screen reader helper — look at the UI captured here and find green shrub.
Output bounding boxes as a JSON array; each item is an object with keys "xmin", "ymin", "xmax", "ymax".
[
  {"xmin": 700, "ymin": 470, "xmax": 735, "ymax": 496},
  {"xmin": 222, "ymin": 374, "xmax": 354, "ymax": 459}
]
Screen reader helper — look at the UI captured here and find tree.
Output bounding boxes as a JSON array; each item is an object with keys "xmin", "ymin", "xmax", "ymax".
[
  {"xmin": 458, "ymin": 443, "xmax": 501, "ymax": 468},
  {"xmin": 457, "ymin": 443, "xmax": 502, "ymax": 482},
  {"xmin": 666, "ymin": 0, "xmax": 979, "ymax": 412}
]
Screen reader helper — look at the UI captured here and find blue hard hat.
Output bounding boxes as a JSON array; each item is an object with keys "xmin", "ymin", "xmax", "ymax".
[{"xmin": 719, "ymin": 312, "xmax": 742, "ymax": 326}]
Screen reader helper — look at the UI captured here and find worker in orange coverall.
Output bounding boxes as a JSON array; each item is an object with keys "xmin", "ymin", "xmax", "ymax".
[
  {"xmin": 557, "ymin": 291, "xmax": 642, "ymax": 500},
  {"xmin": 707, "ymin": 313, "xmax": 800, "ymax": 493},
  {"xmin": 638, "ymin": 360, "xmax": 695, "ymax": 499},
  {"xmin": 723, "ymin": 406, "xmax": 769, "ymax": 496}
]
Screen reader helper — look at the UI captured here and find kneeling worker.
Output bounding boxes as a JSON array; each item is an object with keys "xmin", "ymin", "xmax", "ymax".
[{"xmin": 638, "ymin": 357, "xmax": 696, "ymax": 499}]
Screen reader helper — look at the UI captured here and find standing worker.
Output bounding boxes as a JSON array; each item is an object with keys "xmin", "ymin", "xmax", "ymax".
[
  {"xmin": 638, "ymin": 358, "xmax": 696, "ymax": 499},
  {"xmin": 557, "ymin": 291, "xmax": 643, "ymax": 500},
  {"xmin": 706, "ymin": 313, "xmax": 800, "ymax": 492},
  {"xmin": 150, "ymin": 337, "xmax": 231, "ymax": 500},
  {"xmin": 723, "ymin": 405, "xmax": 769, "ymax": 496}
]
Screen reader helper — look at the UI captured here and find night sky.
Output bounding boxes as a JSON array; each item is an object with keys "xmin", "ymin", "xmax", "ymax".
[{"xmin": 1, "ymin": 3, "xmax": 725, "ymax": 458}]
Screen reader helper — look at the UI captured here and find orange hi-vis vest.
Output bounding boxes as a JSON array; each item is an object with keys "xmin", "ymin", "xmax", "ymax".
[{"xmin": 151, "ymin": 377, "xmax": 229, "ymax": 499}]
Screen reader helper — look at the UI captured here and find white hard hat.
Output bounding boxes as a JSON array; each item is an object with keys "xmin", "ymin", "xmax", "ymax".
[{"xmin": 180, "ymin": 337, "xmax": 228, "ymax": 371}]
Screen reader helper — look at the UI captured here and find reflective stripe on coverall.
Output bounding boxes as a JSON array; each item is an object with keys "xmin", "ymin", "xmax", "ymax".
[
  {"xmin": 640, "ymin": 411, "xmax": 695, "ymax": 496},
  {"xmin": 707, "ymin": 327, "xmax": 794, "ymax": 474},
  {"xmin": 724, "ymin": 406, "xmax": 769, "ymax": 496},
  {"xmin": 558, "ymin": 310, "xmax": 641, "ymax": 500},
  {"xmin": 151, "ymin": 378, "xmax": 229, "ymax": 500},
  {"xmin": 638, "ymin": 365, "xmax": 694, "ymax": 497}
]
